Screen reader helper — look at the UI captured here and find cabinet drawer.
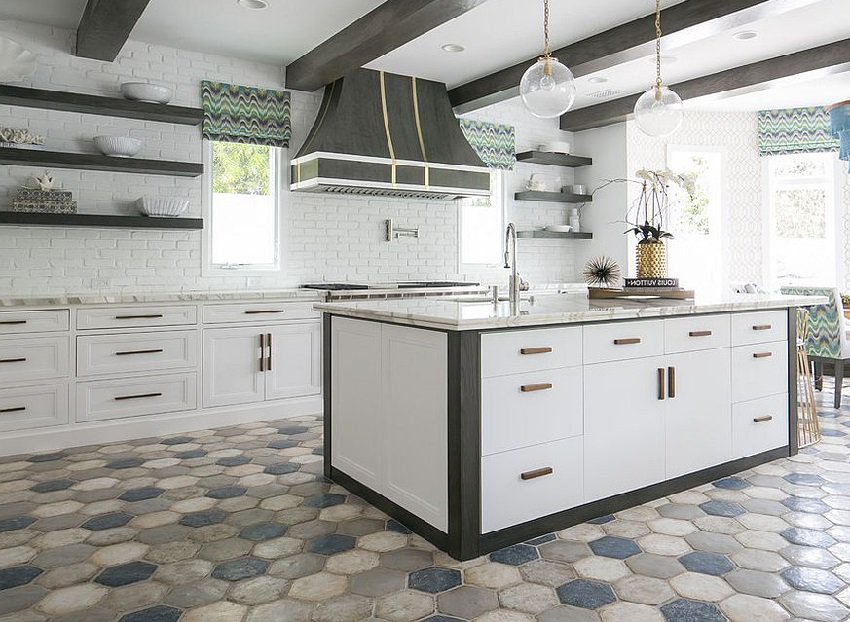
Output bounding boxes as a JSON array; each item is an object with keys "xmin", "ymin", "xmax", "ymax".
[
  {"xmin": 480, "ymin": 327, "xmax": 581, "ymax": 378},
  {"xmin": 583, "ymin": 320, "xmax": 664, "ymax": 364},
  {"xmin": 0, "ymin": 336, "xmax": 69, "ymax": 384},
  {"xmin": 0, "ymin": 310, "xmax": 68, "ymax": 335},
  {"xmin": 76, "ymin": 373, "xmax": 197, "ymax": 422},
  {"xmin": 482, "ymin": 436, "xmax": 583, "ymax": 533},
  {"xmin": 665, "ymin": 314, "xmax": 731, "ymax": 354},
  {"xmin": 731, "ymin": 311, "xmax": 787, "ymax": 346},
  {"xmin": 732, "ymin": 341, "xmax": 788, "ymax": 403},
  {"xmin": 732, "ymin": 394, "xmax": 789, "ymax": 458},
  {"xmin": 482, "ymin": 367, "xmax": 582, "ymax": 455},
  {"xmin": 0, "ymin": 383, "xmax": 69, "ymax": 432},
  {"xmin": 77, "ymin": 331, "xmax": 198, "ymax": 377},
  {"xmin": 203, "ymin": 302, "xmax": 318, "ymax": 324},
  {"xmin": 77, "ymin": 306, "xmax": 197, "ymax": 330}
]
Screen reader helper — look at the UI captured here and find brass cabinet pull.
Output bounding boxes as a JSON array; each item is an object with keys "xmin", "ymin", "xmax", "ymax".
[
  {"xmin": 689, "ymin": 330, "xmax": 712, "ymax": 337},
  {"xmin": 668, "ymin": 366, "xmax": 676, "ymax": 398},
  {"xmin": 614, "ymin": 338, "xmax": 642, "ymax": 345},
  {"xmin": 521, "ymin": 383, "xmax": 552, "ymax": 392},
  {"xmin": 657, "ymin": 368, "xmax": 666, "ymax": 400},
  {"xmin": 0, "ymin": 406, "xmax": 25, "ymax": 413},
  {"xmin": 259, "ymin": 334, "xmax": 266, "ymax": 373},
  {"xmin": 753, "ymin": 415, "xmax": 773, "ymax": 423},
  {"xmin": 0, "ymin": 357, "xmax": 26, "ymax": 364},
  {"xmin": 115, "ymin": 348, "xmax": 164, "ymax": 356},
  {"xmin": 244, "ymin": 310, "xmax": 284, "ymax": 315},
  {"xmin": 114, "ymin": 392, "xmax": 162, "ymax": 401},
  {"xmin": 752, "ymin": 324, "xmax": 772, "ymax": 331},
  {"xmin": 267, "ymin": 333, "xmax": 272, "ymax": 372},
  {"xmin": 115, "ymin": 314, "xmax": 164, "ymax": 320},
  {"xmin": 520, "ymin": 467, "xmax": 554, "ymax": 480},
  {"xmin": 520, "ymin": 347, "xmax": 553, "ymax": 355},
  {"xmin": 753, "ymin": 352, "xmax": 773, "ymax": 359},
  {"xmin": 0, "ymin": 320, "xmax": 26, "ymax": 325}
]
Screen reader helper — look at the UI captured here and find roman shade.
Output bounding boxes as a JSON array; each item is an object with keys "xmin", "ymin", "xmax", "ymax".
[
  {"xmin": 201, "ymin": 81, "xmax": 291, "ymax": 148},
  {"xmin": 459, "ymin": 119, "xmax": 516, "ymax": 170},
  {"xmin": 757, "ymin": 107, "xmax": 838, "ymax": 156}
]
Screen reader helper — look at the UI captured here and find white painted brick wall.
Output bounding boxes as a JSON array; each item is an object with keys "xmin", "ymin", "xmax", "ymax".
[{"xmin": 0, "ymin": 19, "xmax": 579, "ymax": 295}]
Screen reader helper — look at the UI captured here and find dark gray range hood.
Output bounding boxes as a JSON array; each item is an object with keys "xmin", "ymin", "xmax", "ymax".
[{"xmin": 291, "ymin": 69, "xmax": 490, "ymax": 200}]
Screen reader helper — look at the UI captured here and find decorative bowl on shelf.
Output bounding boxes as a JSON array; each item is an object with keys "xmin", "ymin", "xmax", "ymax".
[
  {"xmin": 0, "ymin": 36, "xmax": 36, "ymax": 83},
  {"xmin": 562, "ymin": 184, "xmax": 586, "ymax": 195},
  {"xmin": 137, "ymin": 197, "xmax": 189, "ymax": 218},
  {"xmin": 545, "ymin": 224, "xmax": 573, "ymax": 233},
  {"xmin": 120, "ymin": 82, "xmax": 173, "ymax": 104},
  {"xmin": 93, "ymin": 135, "xmax": 142, "ymax": 158},
  {"xmin": 538, "ymin": 141, "xmax": 571, "ymax": 154}
]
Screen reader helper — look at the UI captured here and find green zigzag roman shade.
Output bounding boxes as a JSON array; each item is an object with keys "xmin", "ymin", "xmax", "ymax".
[
  {"xmin": 201, "ymin": 81, "xmax": 291, "ymax": 148},
  {"xmin": 757, "ymin": 107, "xmax": 839, "ymax": 156},
  {"xmin": 459, "ymin": 119, "xmax": 516, "ymax": 170}
]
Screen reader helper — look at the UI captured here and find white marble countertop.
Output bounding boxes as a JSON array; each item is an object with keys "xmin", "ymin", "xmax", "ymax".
[
  {"xmin": 316, "ymin": 292, "xmax": 826, "ymax": 331},
  {"xmin": 0, "ymin": 289, "xmax": 321, "ymax": 307}
]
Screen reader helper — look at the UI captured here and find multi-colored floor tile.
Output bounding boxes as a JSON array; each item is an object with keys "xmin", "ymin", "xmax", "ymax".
[{"xmin": 2, "ymin": 386, "xmax": 850, "ymax": 621}]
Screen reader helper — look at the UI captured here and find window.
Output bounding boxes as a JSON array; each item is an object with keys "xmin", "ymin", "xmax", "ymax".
[
  {"xmin": 205, "ymin": 141, "xmax": 282, "ymax": 272},
  {"xmin": 460, "ymin": 171, "xmax": 505, "ymax": 266},
  {"xmin": 765, "ymin": 152, "xmax": 836, "ymax": 287}
]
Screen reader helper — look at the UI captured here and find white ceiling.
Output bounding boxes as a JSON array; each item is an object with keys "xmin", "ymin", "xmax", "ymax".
[{"xmin": 0, "ymin": 0, "xmax": 86, "ymax": 30}]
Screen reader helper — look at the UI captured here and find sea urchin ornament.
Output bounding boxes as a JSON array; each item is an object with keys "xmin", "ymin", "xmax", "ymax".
[{"xmin": 583, "ymin": 256, "xmax": 621, "ymax": 288}]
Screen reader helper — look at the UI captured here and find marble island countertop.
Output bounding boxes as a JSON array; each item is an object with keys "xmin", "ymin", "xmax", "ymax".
[
  {"xmin": 0, "ymin": 288, "xmax": 322, "ymax": 307},
  {"xmin": 316, "ymin": 292, "xmax": 827, "ymax": 331}
]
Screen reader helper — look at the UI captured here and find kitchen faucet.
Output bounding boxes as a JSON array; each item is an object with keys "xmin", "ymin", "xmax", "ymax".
[{"xmin": 504, "ymin": 223, "xmax": 528, "ymax": 306}]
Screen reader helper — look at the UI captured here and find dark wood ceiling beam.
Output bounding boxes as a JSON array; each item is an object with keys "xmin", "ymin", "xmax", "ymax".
[
  {"xmin": 286, "ymin": 0, "xmax": 489, "ymax": 92},
  {"xmin": 560, "ymin": 38, "xmax": 850, "ymax": 132},
  {"xmin": 449, "ymin": 0, "xmax": 820, "ymax": 113},
  {"xmin": 76, "ymin": 0, "xmax": 151, "ymax": 61}
]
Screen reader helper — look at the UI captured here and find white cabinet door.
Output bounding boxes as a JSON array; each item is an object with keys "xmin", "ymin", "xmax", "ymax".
[
  {"xmin": 202, "ymin": 327, "xmax": 265, "ymax": 408},
  {"xmin": 266, "ymin": 322, "xmax": 322, "ymax": 401},
  {"xmin": 665, "ymin": 349, "xmax": 732, "ymax": 479},
  {"xmin": 331, "ymin": 317, "xmax": 383, "ymax": 491},
  {"xmin": 584, "ymin": 356, "xmax": 667, "ymax": 502}
]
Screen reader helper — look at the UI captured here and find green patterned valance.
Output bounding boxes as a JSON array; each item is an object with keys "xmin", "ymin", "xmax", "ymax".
[
  {"xmin": 459, "ymin": 119, "xmax": 515, "ymax": 170},
  {"xmin": 758, "ymin": 107, "xmax": 838, "ymax": 156},
  {"xmin": 201, "ymin": 81, "xmax": 291, "ymax": 148}
]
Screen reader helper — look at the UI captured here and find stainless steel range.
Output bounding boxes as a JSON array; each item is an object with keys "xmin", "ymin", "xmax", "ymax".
[{"xmin": 301, "ymin": 281, "xmax": 489, "ymax": 302}]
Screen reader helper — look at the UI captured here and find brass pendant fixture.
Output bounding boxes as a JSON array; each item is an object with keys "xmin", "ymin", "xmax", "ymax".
[
  {"xmin": 634, "ymin": 0, "xmax": 683, "ymax": 137},
  {"xmin": 520, "ymin": 0, "xmax": 575, "ymax": 119}
]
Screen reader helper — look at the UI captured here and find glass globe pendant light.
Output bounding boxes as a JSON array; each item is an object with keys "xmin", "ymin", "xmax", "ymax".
[
  {"xmin": 520, "ymin": 0, "xmax": 575, "ymax": 119},
  {"xmin": 634, "ymin": 0, "xmax": 683, "ymax": 137}
]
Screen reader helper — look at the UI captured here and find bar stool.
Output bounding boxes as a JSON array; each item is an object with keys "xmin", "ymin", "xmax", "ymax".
[{"xmin": 796, "ymin": 308, "xmax": 821, "ymax": 448}]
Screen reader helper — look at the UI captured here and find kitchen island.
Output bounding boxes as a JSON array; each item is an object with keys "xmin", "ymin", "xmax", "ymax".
[{"xmin": 317, "ymin": 293, "xmax": 821, "ymax": 560}]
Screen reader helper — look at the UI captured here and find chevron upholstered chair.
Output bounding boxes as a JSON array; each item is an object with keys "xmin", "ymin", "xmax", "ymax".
[{"xmin": 781, "ymin": 286, "xmax": 848, "ymax": 408}]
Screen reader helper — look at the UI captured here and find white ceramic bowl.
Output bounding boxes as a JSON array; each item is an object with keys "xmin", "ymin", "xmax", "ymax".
[
  {"xmin": 545, "ymin": 224, "xmax": 573, "ymax": 233},
  {"xmin": 93, "ymin": 135, "xmax": 142, "ymax": 158},
  {"xmin": 137, "ymin": 197, "xmax": 189, "ymax": 218},
  {"xmin": 538, "ymin": 141, "xmax": 572, "ymax": 154},
  {"xmin": 120, "ymin": 82, "xmax": 173, "ymax": 104}
]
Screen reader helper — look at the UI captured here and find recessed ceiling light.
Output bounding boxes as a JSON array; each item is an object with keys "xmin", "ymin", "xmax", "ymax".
[
  {"xmin": 238, "ymin": 0, "xmax": 268, "ymax": 9},
  {"xmin": 588, "ymin": 76, "xmax": 608, "ymax": 84},
  {"xmin": 441, "ymin": 44, "xmax": 465, "ymax": 53},
  {"xmin": 733, "ymin": 30, "xmax": 759, "ymax": 41}
]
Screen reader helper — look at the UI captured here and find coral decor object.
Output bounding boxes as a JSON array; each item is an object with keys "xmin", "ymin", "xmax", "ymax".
[{"xmin": 583, "ymin": 256, "xmax": 621, "ymax": 288}]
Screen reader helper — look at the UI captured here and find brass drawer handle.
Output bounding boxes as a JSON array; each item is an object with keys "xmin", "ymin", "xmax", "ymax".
[
  {"xmin": 753, "ymin": 415, "xmax": 773, "ymax": 423},
  {"xmin": 115, "ymin": 348, "xmax": 165, "ymax": 356},
  {"xmin": 521, "ymin": 467, "xmax": 553, "ymax": 480},
  {"xmin": 668, "ymin": 366, "xmax": 676, "ymax": 398},
  {"xmin": 114, "ymin": 392, "xmax": 163, "ymax": 401},
  {"xmin": 752, "ymin": 324, "xmax": 772, "ymax": 331},
  {"xmin": 753, "ymin": 352, "xmax": 773, "ymax": 359},
  {"xmin": 259, "ymin": 333, "xmax": 266, "ymax": 372},
  {"xmin": 521, "ymin": 383, "xmax": 552, "ymax": 392},
  {"xmin": 266, "ymin": 333, "xmax": 272, "ymax": 372},
  {"xmin": 244, "ymin": 310, "xmax": 284, "ymax": 315},
  {"xmin": 115, "ymin": 314, "xmax": 164, "ymax": 320},
  {"xmin": 689, "ymin": 330, "xmax": 713, "ymax": 337},
  {"xmin": 658, "ymin": 368, "xmax": 666, "ymax": 400},
  {"xmin": 614, "ymin": 338, "xmax": 642, "ymax": 345},
  {"xmin": 0, "ymin": 357, "xmax": 26, "ymax": 364},
  {"xmin": 520, "ymin": 347, "xmax": 553, "ymax": 355},
  {"xmin": 0, "ymin": 406, "xmax": 25, "ymax": 414},
  {"xmin": 0, "ymin": 320, "xmax": 26, "ymax": 325}
]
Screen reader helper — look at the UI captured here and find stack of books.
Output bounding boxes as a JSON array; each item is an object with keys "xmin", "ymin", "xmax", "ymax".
[{"xmin": 589, "ymin": 277, "xmax": 695, "ymax": 300}]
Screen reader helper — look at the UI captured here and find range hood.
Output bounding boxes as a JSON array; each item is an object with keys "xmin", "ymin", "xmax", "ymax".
[{"xmin": 291, "ymin": 69, "xmax": 490, "ymax": 200}]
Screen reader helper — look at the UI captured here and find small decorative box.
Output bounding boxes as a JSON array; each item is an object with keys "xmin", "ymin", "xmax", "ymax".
[{"xmin": 12, "ymin": 189, "xmax": 77, "ymax": 214}]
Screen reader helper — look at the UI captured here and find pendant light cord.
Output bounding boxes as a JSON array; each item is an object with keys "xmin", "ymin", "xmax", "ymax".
[
  {"xmin": 654, "ymin": 0, "xmax": 663, "ymax": 90},
  {"xmin": 542, "ymin": 0, "xmax": 552, "ymax": 75}
]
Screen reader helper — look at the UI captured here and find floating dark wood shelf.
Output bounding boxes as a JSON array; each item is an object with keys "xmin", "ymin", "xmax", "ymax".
[
  {"xmin": 0, "ymin": 85, "xmax": 204, "ymax": 126},
  {"xmin": 0, "ymin": 147, "xmax": 203, "ymax": 178},
  {"xmin": 515, "ymin": 151, "xmax": 592, "ymax": 167},
  {"xmin": 516, "ymin": 230, "xmax": 592, "ymax": 240},
  {"xmin": 514, "ymin": 191, "xmax": 592, "ymax": 203},
  {"xmin": 0, "ymin": 212, "xmax": 204, "ymax": 230}
]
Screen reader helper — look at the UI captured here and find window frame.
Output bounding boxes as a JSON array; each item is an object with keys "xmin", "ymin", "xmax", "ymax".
[
  {"xmin": 202, "ymin": 140, "xmax": 286, "ymax": 277},
  {"xmin": 458, "ymin": 169, "xmax": 507, "ymax": 270}
]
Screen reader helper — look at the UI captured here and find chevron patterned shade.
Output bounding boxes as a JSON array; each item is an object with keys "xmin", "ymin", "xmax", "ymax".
[
  {"xmin": 459, "ymin": 119, "xmax": 516, "ymax": 170},
  {"xmin": 201, "ymin": 81, "xmax": 291, "ymax": 148},
  {"xmin": 758, "ymin": 107, "xmax": 838, "ymax": 156}
]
